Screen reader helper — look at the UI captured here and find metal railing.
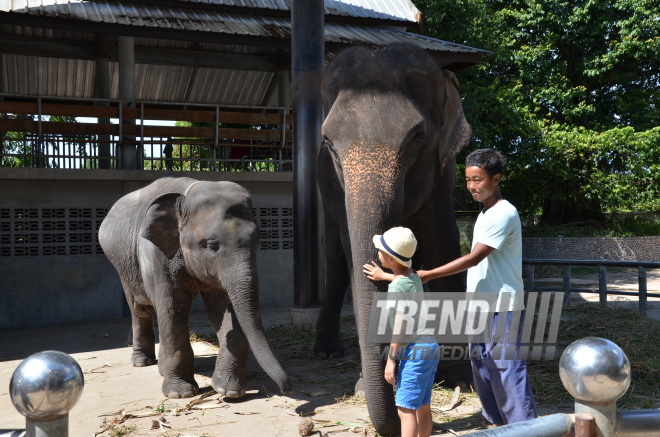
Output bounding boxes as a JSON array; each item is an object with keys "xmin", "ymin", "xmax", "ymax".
[
  {"xmin": 523, "ymin": 259, "xmax": 660, "ymax": 315},
  {"xmin": 0, "ymin": 94, "xmax": 293, "ymax": 172}
]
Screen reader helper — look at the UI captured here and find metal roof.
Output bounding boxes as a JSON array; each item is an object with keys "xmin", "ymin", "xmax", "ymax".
[
  {"xmin": 1, "ymin": 0, "xmax": 421, "ymax": 23},
  {"xmin": 0, "ymin": 2, "xmax": 483, "ymax": 57},
  {"xmin": 0, "ymin": 0, "xmax": 489, "ymax": 107}
]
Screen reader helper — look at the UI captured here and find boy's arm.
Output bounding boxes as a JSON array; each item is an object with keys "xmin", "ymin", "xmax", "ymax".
[
  {"xmin": 417, "ymin": 243, "xmax": 495, "ymax": 283},
  {"xmin": 384, "ymin": 342, "xmax": 399, "ymax": 385},
  {"xmin": 363, "ymin": 261, "xmax": 395, "ymax": 282}
]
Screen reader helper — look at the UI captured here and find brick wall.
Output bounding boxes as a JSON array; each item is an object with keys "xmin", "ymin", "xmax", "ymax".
[{"xmin": 522, "ymin": 237, "xmax": 660, "ymax": 261}]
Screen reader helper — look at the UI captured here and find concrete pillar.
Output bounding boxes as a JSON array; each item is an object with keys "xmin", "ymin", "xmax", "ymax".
[
  {"xmin": 118, "ymin": 36, "xmax": 137, "ymax": 171},
  {"xmin": 277, "ymin": 69, "xmax": 290, "ymax": 107},
  {"xmin": 291, "ymin": 0, "xmax": 324, "ymax": 308}
]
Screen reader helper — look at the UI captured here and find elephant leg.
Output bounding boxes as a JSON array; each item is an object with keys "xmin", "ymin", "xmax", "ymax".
[
  {"xmin": 121, "ymin": 278, "xmax": 156, "ymax": 367},
  {"xmin": 154, "ymin": 294, "xmax": 198, "ymax": 398},
  {"xmin": 200, "ymin": 291, "xmax": 248, "ymax": 398},
  {"xmin": 314, "ymin": 213, "xmax": 349, "ymax": 358}
]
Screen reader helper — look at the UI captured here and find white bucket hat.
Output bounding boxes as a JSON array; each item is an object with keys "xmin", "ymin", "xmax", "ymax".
[{"xmin": 373, "ymin": 227, "xmax": 417, "ymax": 267}]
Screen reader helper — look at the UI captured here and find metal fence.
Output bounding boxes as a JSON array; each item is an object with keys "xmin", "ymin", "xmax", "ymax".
[{"xmin": 523, "ymin": 259, "xmax": 660, "ymax": 315}]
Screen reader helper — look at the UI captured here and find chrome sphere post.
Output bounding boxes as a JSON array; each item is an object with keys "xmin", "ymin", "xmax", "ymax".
[
  {"xmin": 559, "ymin": 337, "xmax": 631, "ymax": 437},
  {"xmin": 9, "ymin": 351, "xmax": 84, "ymax": 437}
]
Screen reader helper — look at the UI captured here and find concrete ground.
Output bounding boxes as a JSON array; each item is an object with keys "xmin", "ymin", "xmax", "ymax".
[
  {"xmin": 535, "ymin": 268, "xmax": 660, "ymax": 320},
  {"xmin": 0, "ymin": 270, "xmax": 658, "ymax": 436},
  {"xmin": 0, "ymin": 306, "xmax": 379, "ymax": 437}
]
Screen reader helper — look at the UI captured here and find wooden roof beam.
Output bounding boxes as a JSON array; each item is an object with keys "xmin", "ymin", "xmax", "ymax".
[{"xmin": 0, "ymin": 34, "xmax": 283, "ymax": 72}]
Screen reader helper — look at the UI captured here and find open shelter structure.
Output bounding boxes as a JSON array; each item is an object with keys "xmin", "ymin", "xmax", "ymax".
[{"xmin": 0, "ymin": 0, "xmax": 489, "ymax": 330}]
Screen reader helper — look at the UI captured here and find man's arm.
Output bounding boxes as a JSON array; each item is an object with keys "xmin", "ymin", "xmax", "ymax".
[
  {"xmin": 417, "ymin": 242, "xmax": 494, "ymax": 283},
  {"xmin": 363, "ymin": 243, "xmax": 496, "ymax": 284}
]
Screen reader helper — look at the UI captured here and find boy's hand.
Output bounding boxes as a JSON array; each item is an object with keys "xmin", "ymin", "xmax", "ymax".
[
  {"xmin": 384, "ymin": 359, "xmax": 397, "ymax": 385},
  {"xmin": 363, "ymin": 261, "xmax": 391, "ymax": 282}
]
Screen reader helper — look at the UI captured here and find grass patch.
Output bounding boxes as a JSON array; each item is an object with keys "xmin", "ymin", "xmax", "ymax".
[
  {"xmin": 528, "ymin": 301, "xmax": 660, "ymax": 410},
  {"xmin": 107, "ymin": 425, "xmax": 137, "ymax": 437},
  {"xmin": 190, "ymin": 303, "xmax": 657, "ymax": 425}
]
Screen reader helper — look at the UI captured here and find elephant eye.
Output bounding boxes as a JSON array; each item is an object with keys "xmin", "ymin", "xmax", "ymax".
[{"xmin": 202, "ymin": 239, "xmax": 221, "ymax": 251}]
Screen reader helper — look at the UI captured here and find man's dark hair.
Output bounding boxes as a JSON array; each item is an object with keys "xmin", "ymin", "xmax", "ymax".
[{"xmin": 465, "ymin": 149, "xmax": 507, "ymax": 177}]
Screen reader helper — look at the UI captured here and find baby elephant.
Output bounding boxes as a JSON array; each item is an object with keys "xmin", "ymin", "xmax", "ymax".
[{"xmin": 99, "ymin": 177, "xmax": 291, "ymax": 399}]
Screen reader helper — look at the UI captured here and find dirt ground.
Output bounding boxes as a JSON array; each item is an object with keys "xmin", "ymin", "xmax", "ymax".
[{"xmin": 0, "ymin": 269, "xmax": 658, "ymax": 437}]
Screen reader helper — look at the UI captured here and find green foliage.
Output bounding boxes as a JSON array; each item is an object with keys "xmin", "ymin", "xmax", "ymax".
[
  {"xmin": 542, "ymin": 125, "xmax": 660, "ymax": 212},
  {"xmin": 415, "ymin": 0, "xmax": 660, "ymax": 219}
]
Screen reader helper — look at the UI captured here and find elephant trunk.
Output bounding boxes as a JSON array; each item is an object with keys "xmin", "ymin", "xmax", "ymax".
[
  {"xmin": 345, "ymin": 176, "xmax": 404, "ymax": 435},
  {"xmin": 221, "ymin": 257, "xmax": 292, "ymax": 394}
]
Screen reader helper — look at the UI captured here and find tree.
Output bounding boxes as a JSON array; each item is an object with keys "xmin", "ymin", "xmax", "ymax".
[{"xmin": 415, "ymin": 0, "xmax": 660, "ymax": 222}]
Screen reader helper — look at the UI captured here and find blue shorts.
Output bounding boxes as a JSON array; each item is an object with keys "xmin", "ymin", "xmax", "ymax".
[{"xmin": 395, "ymin": 343, "xmax": 440, "ymax": 410}]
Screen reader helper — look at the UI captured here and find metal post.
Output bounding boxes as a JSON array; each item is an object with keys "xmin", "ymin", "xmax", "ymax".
[
  {"xmin": 278, "ymin": 69, "xmax": 291, "ymax": 171},
  {"xmin": 638, "ymin": 266, "xmax": 647, "ymax": 315},
  {"xmin": 95, "ymin": 57, "xmax": 111, "ymax": 169},
  {"xmin": 9, "ymin": 351, "xmax": 84, "ymax": 437},
  {"xmin": 616, "ymin": 410, "xmax": 660, "ymax": 437},
  {"xmin": 36, "ymin": 97, "xmax": 43, "ymax": 168},
  {"xmin": 575, "ymin": 412, "xmax": 595, "ymax": 437},
  {"xmin": 291, "ymin": 0, "xmax": 324, "ymax": 308},
  {"xmin": 599, "ymin": 266, "xmax": 607, "ymax": 307},
  {"xmin": 460, "ymin": 413, "xmax": 572, "ymax": 436},
  {"xmin": 526, "ymin": 264, "xmax": 535, "ymax": 292},
  {"xmin": 213, "ymin": 106, "xmax": 219, "ymax": 171},
  {"xmin": 559, "ymin": 337, "xmax": 631, "ymax": 437},
  {"xmin": 562, "ymin": 265, "xmax": 571, "ymax": 306}
]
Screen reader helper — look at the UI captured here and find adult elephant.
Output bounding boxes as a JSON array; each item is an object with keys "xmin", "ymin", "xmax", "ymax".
[
  {"xmin": 314, "ymin": 44, "xmax": 472, "ymax": 435},
  {"xmin": 99, "ymin": 177, "xmax": 291, "ymax": 399}
]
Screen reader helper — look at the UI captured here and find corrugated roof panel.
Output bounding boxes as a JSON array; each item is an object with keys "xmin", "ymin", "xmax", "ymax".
[
  {"xmin": 133, "ymin": 64, "xmax": 194, "ymax": 102},
  {"xmin": 1, "ymin": 2, "xmax": 483, "ymax": 57},
  {"xmin": 1, "ymin": 0, "xmax": 420, "ymax": 23},
  {"xmin": 324, "ymin": 23, "xmax": 484, "ymax": 55},
  {"xmin": 187, "ymin": 68, "xmax": 274, "ymax": 105},
  {"xmin": 177, "ymin": 0, "xmax": 419, "ymax": 21},
  {"xmin": 1, "ymin": 54, "xmax": 95, "ymax": 97}
]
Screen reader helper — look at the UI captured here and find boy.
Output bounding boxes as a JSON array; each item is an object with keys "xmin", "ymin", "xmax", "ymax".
[
  {"xmin": 372, "ymin": 226, "xmax": 439, "ymax": 437},
  {"xmin": 364, "ymin": 149, "xmax": 537, "ymax": 426}
]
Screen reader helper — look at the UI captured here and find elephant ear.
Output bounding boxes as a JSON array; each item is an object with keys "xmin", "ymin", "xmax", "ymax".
[
  {"xmin": 437, "ymin": 70, "xmax": 472, "ymax": 173},
  {"xmin": 140, "ymin": 193, "xmax": 188, "ymax": 259}
]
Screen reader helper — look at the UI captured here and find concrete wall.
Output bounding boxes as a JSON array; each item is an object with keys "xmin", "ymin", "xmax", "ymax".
[
  {"xmin": 0, "ymin": 168, "xmax": 294, "ymax": 330},
  {"xmin": 522, "ymin": 236, "xmax": 660, "ymax": 262}
]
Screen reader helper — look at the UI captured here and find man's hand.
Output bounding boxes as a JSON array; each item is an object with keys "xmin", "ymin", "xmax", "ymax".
[
  {"xmin": 417, "ymin": 269, "xmax": 430, "ymax": 284},
  {"xmin": 384, "ymin": 359, "xmax": 397, "ymax": 385},
  {"xmin": 363, "ymin": 261, "xmax": 394, "ymax": 282}
]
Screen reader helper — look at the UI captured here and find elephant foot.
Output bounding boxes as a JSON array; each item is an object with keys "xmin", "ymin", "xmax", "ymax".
[
  {"xmin": 131, "ymin": 351, "xmax": 156, "ymax": 367},
  {"xmin": 212, "ymin": 372, "xmax": 246, "ymax": 398},
  {"xmin": 162, "ymin": 376, "xmax": 199, "ymax": 399},
  {"xmin": 313, "ymin": 338, "xmax": 345, "ymax": 358}
]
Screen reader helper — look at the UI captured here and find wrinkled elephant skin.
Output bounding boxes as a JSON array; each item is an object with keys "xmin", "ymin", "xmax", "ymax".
[
  {"xmin": 315, "ymin": 44, "xmax": 473, "ymax": 435},
  {"xmin": 99, "ymin": 177, "xmax": 291, "ymax": 399}
]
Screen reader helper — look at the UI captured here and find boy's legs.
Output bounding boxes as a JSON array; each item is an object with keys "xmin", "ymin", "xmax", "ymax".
[
  {"xmin": 398, "ymin": 407, "xmax": 419, "ymax": 437},
  {"xmin": 395, "ymin": 343, "xmax": 440, "ymax": 436},
  {"xmin": 416, "ymin": 404, "xmax": 433, "ymax": 437},
  {"xmin": 469, "ymin": 312, "xmax": 537, "ymax": 425}
]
